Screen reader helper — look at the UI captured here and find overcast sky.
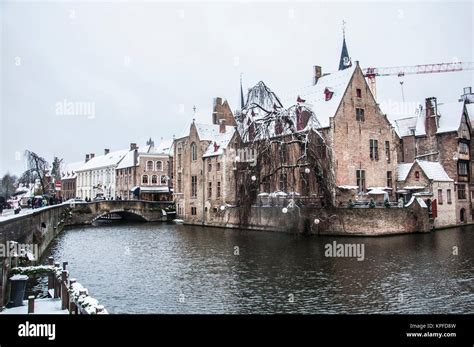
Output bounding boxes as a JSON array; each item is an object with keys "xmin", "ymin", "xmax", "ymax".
[{"xmin": 1, "ymin": 0, "xmax": 473, "ymax": 176}]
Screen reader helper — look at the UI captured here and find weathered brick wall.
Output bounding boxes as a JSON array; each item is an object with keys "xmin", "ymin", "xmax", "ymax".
[
  {"xmin": 202, "ymin": 204, "xmax": 431, "ymax": 236},
  {"xmin": 330, "ymin": 66, "xmax": 399, "ymax": 196}
]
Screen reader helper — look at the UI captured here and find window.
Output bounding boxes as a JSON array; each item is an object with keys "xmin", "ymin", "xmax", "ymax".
[
  {"xmin": 191, "ymin": 176, "xmax": 197, "ymax": 197},
  {"xmin": 356, "ymin": 170, "xmax": 366, "ymax": 192},
  {"xmin": 217, "ymin": 162, "xmax": 221, "ymax": 171},
  {"xmin": 459, "ymin": 142, "xmax": 469, "ymax": 154},
  {"xmin": 217, "ymin": 182, "xmax": 221, "ymax": 198},
  {"xmin": 142, "ymin": 175, "xmax": 148, "ymax": 184},
  {"xmin": 280, "ymin": 144, "xmax": 288, "ymax": 164},
  {"xmin": 369, "ymin": 139, "xmax": 379, "ymax": 160},
  {"xmin": 356, "ymin": 88, "xmax": 362, "ymax": 98},
  {"xmin": 208, "ymin": 160, "xmax": 212, "ymax": 172},
  {"xmin": 415, "ymin": 171, "xmax": 420, "ymax": 181},
  {"xmin": 300, "ymin": 171, "xmax": 309, "ymax": 196},
  {"xmin": 178, "ymin": 153, "xmax": 182, "ymax": 169},
  {"xmin": 151, "ymin": 175, "xmax": 157, "ymax": 184},
  {"xmin": 387, "ymin": 171, "xmax": 392, "ymax": 188},
  {"xmin": 262, "ymin": 176, "xmax": 270, "ymax": 193},
  {"xmin": 447, "ymin": 189, "xmax": 452, "ymax": 204},
  {"xmin": 147, "ymin": 161, "xmax": 154, "ymax": 171},
  {"xmin": 438, "ymin": 189, "xmax": 443, "ymax": 204},
  {"xmin": 191, "ymin": 207, "xmax": 197, "ymax": 215},
  {"xmin": 191, "ymin": 142, "xmax": 197, "ymax": 161},
  {"xmin": 279, "ymin": 172, "xmax": 287, "ymax": 192},
  {"xmin": 385, "ymin": 141, "xmax": 390, "ymax": 162},
  {"xmin": 356, "ymin": 108, "xmax": 365, "ymax": 121},
  {"xmin": 156, "ymin": 161, "xmax": 163, "ymax": 171},
  {"xmin": 458, "ymin": 161, "xmax": 469, "ymax": 176},
  {"xmin": 207, "ymin": 182, "xmax": 212, "ymax": 199},
  {"xmin": 177, "ymin": 173, "xmax": 182, "ymax": 192},
  {"xmin": 409, "ymin": 128, "xmax": 416, "ymax": 136},
  {"xmin": 458, "ymin": 184, "xmax": 466, "ymax": 200},
  {"xmin": 160, "ymin": 176, "xmax": 167, "ymax": 185}
]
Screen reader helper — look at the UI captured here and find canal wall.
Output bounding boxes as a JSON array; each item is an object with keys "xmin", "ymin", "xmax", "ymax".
[{"xmin": 198, "ymin": 201, "xmax": 432, "ymax": 236}]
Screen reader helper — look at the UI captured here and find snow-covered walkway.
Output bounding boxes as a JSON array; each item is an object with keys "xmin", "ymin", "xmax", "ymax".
[{"xmin": 0, "ymin": 298, "xmax": 68, "ymax": 314}]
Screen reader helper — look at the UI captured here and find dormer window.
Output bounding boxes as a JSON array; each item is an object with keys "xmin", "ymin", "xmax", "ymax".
[{"xmin": 324, "ymin": 88, "xmax": 334, "ymax": 101}]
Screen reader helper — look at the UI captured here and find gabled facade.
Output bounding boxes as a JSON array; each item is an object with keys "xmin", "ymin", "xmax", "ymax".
[
  {"xmin": 173, "ymin": 117, "xmax": 240, "ymax": 223},
  {"xmin": 397, "ymin": 160, "xmax": 455, "ymax": 227}
]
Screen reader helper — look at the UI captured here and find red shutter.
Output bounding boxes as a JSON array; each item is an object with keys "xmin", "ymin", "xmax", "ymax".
[{"xmin": 431, "ymin": 199, "xmax": 438, "ymax": 219}]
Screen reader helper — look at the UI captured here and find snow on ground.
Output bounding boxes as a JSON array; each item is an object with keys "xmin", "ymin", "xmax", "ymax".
[
  {"xmin": 0, "ymin": 298, "xmax": 68, "ymax": 314},
  {"xmin": 0, "ymin": 207, "xmax": 42, "ymax": 222}
]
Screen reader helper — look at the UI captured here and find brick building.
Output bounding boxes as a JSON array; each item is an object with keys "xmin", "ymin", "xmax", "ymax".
[
  {"xmin": 390, "ymin": 87, "xmax": 474, "ymax": 223},
  {"xmin": 116, "ymin": 139, "xmax": 173, "ymax": 201},
  {"xmin": 60, "ymin": 161, "xmax": 83, "ymax": 200},
  {"xmin": 397, "ymin": 160, "xmax": 455, "ymax": 227},
  {"xmin": 236, "ymin": 61, "xmax": 399, "ymax": 206},
  {"xmin": 173, "ymin": 110, "xmax": 239, "ymax": 223}
]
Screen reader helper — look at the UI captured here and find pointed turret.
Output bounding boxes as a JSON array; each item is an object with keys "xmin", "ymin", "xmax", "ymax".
[
  {"xmin": 240, "ymin": 73, "xmax": 245, "ymax": 109},
  {"xmin": 339, "ymin": 22, "xmax": 352, "ymax": 70}
]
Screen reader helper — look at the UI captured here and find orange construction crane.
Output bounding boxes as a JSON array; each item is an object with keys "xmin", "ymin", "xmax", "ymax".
[{"xmin": 362, "ymin": 62, "xmax": 474, "ymax": 100}]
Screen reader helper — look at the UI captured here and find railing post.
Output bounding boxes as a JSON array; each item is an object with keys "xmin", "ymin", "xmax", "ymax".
[
  {"xmin": 54, "ymin": 262, "xmax": 61, "ymax": 298},
  {"xmin": 68, "ymin": 278, "xmax": 76, "ymax": 314},
  {"xmin": 47, "ymin": 257, "xmax": 54, "ymax": 292},
  {"xmin": 62, "ymin": 261, "xmax": 68, "ymax": 271},
  {"xmin": 61, "ymin": 270, "xmax": 69, "ymax": 310},
  {"xmin": 78, "ymin": 289, "xmax": 87, "ymax": 315},
  {"xmin": 27, "ymin": 295, "xmax": 35, "ymax": 314}
]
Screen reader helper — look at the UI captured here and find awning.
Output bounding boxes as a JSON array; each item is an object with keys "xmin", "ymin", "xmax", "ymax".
[
  {"xmin": 130, "ymin": 186, "xmax": 140, "ymax": 195},
  {"xmin": 139, "ymin": 186, "xmax": 170, "ymax": 193},
  {"xmin": 337, "ymin": 185, "xmax": 359, "ymax": 190}
]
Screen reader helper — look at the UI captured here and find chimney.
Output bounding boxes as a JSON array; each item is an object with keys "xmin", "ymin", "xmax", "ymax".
[
  {"xmin": 130, "ymin": 143, "xmax": 137, "ymax": 151},
  {"xmin": 219, "ymin": 119, "xmax": 226, "ymax": 133},
  {"xmin": 425, "ymin": 97, "xmax": 439, "ymax": 135},
  {"xmin": 313, "ymin": 65, "xmax": 322, "ymax": 85},
  {"xmin": 104, "ymin": 148, "xmax": 110, "ymax": 155},
  {"xmin": 85, "ymin": 154, "xmax": 90, "ymax": 163},
  {"xmin": 460, "ymin": 86, "xmax": 473, "ymax": 103},
  {"xmin": 90, "ymin": 153, "xmax": 95, "ymax": 159}
]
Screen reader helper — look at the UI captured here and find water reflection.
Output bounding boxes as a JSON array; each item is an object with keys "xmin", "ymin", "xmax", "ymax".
[{"xmin": 37, "ymin": 223, "xmax": 474, "ymax": 314}]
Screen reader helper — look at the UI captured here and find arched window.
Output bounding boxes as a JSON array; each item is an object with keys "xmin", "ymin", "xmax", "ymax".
[
  {"xmin": 152, "ymin": 175, "xmax": 157, "ymax": 184},
  {"xmin": 160, "ymin": 176, "xmax": 167, "ymax": 185},
  {"xmin": 142, "ymin": 175, "xmax": 148, "ymax": 184},
  {"xmin": 147, "ymin": 161, "xmax": 154, "ymax": 171},
  {"xmin": 156, "ymin": 161, "xmax": 163, "ymax": 171},
  {"xmin": 191, "ymin": 142, "xmax": 197, "ymax": 161}
]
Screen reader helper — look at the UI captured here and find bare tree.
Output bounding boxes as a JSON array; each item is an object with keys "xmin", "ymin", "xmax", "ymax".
[
  {"xmin": 0, "ymin": 173, "xmax": 17, "ymax": 198},
  {"xmin": 234, "ymin": 81, "xmax": 336, "ymax": 225},
  {"xmin": 21, "ymin": 150, "xmax": 50, "ymax": 195}
]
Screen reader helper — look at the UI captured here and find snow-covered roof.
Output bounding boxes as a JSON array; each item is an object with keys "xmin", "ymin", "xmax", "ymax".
[
  {"xmin": 397, "ymin": 163, "xmax": 413, "ymax": 181},
  {"xmin": 297, "ymin": 65, "xmax": 356, "ymax": 128},
  {"xmin": 61, "ymin": 161, "xmax": 84, "ymax": 179},
  {"xmin": 386, "ymin": 104, "xmax": 425, "ymax": 137},
  {"xmin": 417, "ymin": 160, "xmax": 453, "ymax": 181},
  {"xmin": 116, "ymin": 150, "xmax": 136, "ymax": 170},
  {"xmin": 77, "ymin": 149, "xmax": 128, "ymax": 171},
  {"xmin": 154, "ymin": 138, "xmax": 174, "ymax": 155},
  {"xmin": 195, "ymin": 123, "xmax": 235, "ymax": 142},
  {"xmin": 398, "ymin": 160, "xmax": 453, "ymax": 182},
  {"xmin": 203, "ymin": 127, "xmax": 236, "ymax": 158},
  {"xmin": 466, "ymin": 103, "xmax": 474, "ymax": 122},
  {"xmin": 437, "ymin": 101, "xmax": 465, "ymax": 134}
]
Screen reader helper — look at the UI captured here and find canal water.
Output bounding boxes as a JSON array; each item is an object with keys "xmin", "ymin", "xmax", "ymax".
[{"xmin": 35, "ymin": 223, "xmax": 473, "ymax": 314}]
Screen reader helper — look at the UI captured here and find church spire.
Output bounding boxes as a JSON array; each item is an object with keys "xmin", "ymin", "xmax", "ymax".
[
  {"xmin": 339, "ymin": 20, "xmax": 352, "ymax": 71},
  {"xmin": 240, "ymin": 73, "xmax": 245, "ymax": 109}
]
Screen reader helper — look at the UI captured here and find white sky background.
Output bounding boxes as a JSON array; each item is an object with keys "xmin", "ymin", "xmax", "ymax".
[{"xmin": 1, "ymin": 0, "xmax": 473, "ymax": 176}]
